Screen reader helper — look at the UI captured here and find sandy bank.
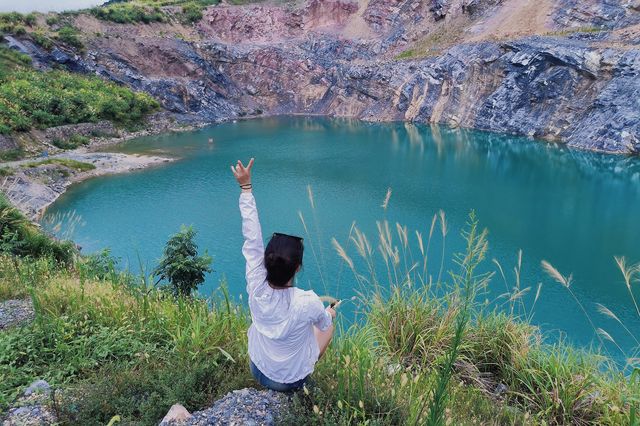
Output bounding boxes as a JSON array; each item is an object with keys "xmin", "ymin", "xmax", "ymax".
[{"xmin": 1, "ymin": 150, "xmax": 174, "ymax": 220}]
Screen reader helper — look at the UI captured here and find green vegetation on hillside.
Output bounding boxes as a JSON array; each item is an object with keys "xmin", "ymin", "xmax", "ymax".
[
  {"xmin": 90, "ymin": 3, "xmax": 167, "ymax": 24},
  {"xmin": 0, "ymin": 12, "xmax": 36, "ymax": 36},
  {"xmin": 24, "ymin": 158, "xmax": 96, "ymax": 172},
  {"xmin": 90, "ymin": 0, "xmax": 221, "ymax": 25},
  {"xmin": 0, "ymin": 194, "xmax": 638, "ymax": 424},
  {"xmin": 0, "ymin": 194, "xmax": 76, "ymax": 271},
  {"xmin": 52, "ymin": 134, "xmax": 90, "ymax": 150},
  {"xmin": 0, "ymin": 46, "xmax": 159, "ymax": 135}
]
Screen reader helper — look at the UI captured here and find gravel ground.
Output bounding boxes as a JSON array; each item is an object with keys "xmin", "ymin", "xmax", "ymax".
[
  {"xmin": 0, "ymin": 299, "xmax": 35, "ymax": 330},
  {"xmin": 2, "ymin": 380, "xmax": 56, "ymax": 426},
  {"xmin": 163, "ymin": 388, "xmax": 288, "ymax": 426}
]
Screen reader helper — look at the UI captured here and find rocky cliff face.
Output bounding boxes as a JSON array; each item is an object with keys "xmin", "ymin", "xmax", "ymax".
[{"xmin": 8, "ymin": 0, "xmax": 640, "ymax": 154}]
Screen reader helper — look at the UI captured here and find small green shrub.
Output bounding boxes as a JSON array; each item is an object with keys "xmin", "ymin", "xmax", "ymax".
[
  {"xmin": 0, "ymin": 148, "xmax": 25, "ymax": 161},
  {"xmin": 181, "ymin": 3, "xmax": 204, "ymax": 24},
  {"xmin": 0, "ymin": 194, "xmax": 76, "ymax": 264},
  {"xmin": 0, "ymin": 167, "xmax": 13, "ymax": 176},
  {"xmin": 23, "ymin": 13, "xmax": 37, "ymax": 27},
  {"xmin": 55, "ymin": 25, "xmax": 84, "ymax": 50},
  {"xmin": 52, "ymin": 134, "xmax": 90, "ymax": 150},
  {"xmin": 91, "ymin": 4, "xmax": 166, "ymax": 24},
  {"xmin": 45, "ymin": 15, "xmax": 60, "ymax": 26},
  {"xmin": 31, "ymin": 30, "xmax": 54, "ymax": 50},
  {"xmin": 153, "ymin": 225, "xmax": 212, "ymax": 297},
  {"xmin": 0, "ymin": 12, "xmax": 33, "ymax": 35}
]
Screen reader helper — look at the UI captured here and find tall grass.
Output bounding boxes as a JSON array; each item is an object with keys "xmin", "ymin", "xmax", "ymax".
[
  {"xmin": 0, "ymin": 254, "xmax": 251, "ymax": 422},
  {"xmin": 2, "ymin": 187, "xmax": 639, "ymax": 424},
  {"xmin": 288, "ymin": 188, "xmax": 638, "ymax": 425}
]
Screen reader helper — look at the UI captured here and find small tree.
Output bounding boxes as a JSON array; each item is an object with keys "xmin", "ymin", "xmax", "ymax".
[{"xmin": 153, "ymin": 225, "xmax": 212, "ymax": 297}]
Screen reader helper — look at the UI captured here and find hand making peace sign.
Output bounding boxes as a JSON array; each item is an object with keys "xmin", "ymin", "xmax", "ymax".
[{"xmin": 231, "ymin": 158, "xmax": 255, "ymax": 187}]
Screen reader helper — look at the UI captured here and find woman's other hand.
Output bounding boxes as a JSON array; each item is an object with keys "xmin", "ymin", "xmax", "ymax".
[
  {"xmin": 326, "ymin": 306, "xmax": 337, "ymax": 319},
  {"xmin": 231, "ymin": 158, "xmax": 254, "ymax": 187}
]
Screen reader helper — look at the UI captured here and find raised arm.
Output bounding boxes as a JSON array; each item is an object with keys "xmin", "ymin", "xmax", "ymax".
[{"xmin": 232, "ymin": 159, "xmax": 267, "ymax": 292}]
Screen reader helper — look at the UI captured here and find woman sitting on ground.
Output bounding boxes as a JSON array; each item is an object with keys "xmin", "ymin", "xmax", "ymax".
[{"xmin": 231, "ymin": 158, "xmax": 337, "ymax": 392}]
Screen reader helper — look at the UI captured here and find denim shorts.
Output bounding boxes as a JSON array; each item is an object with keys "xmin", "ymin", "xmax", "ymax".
[{"xmin": 250, "ymin": 360, "xmax": 308, "ymax": 392}]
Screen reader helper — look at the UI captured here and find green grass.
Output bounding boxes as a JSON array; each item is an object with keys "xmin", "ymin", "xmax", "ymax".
[
  {"xmin": 89, "ymin": 0, "xmax": 222, "ymax": 24},
  {"xmin": 0, "ymin": 196, "xmax": 638, "ymax": 424},
  {"xmin": 25, "ymin": 158, "xmax": 96, "ymax": 172},
  {"xmin": 90, "ymin": 3, "xmax": 167, "ymax": 24},
  {"xmin": 0, "ymin": 167, "xmax": 13, "ymax": 177},
  {"xmin": 0, "ymin": 12, "xmax": 36, "ymax": 36},
  {"xmin": 0, "ymin": 194, "xmax": 76, "ymax": 269},
  {"xmin": 55, "ymin": 24, "xmax": 84, "ymax": 50},
  {"xmin": 0, "ymin": 46, "xmax": 159, "ymax": 135},
  {"xmin": 0, "ymin": 148, "xmax": 25, "ymax": 161},
  {"xmin": 52, "ymin": 134, "xmax": 90, "ymax": 150}
]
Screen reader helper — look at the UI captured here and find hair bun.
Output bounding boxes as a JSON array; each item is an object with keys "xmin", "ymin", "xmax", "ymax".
[{"xmin": 264, "ymin": 234, "xmax": 304, "ymax": 287}]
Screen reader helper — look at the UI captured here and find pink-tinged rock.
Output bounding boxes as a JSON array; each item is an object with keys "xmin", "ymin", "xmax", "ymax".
[{"xmin": 160, "ymin": 404, "xmax": 192, "ymax": 424}]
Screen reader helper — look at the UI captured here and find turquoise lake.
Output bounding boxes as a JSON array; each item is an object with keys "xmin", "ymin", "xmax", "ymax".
[{"xmin": 43, "ymin": 116, "xmax": 640, "ymax": 361}]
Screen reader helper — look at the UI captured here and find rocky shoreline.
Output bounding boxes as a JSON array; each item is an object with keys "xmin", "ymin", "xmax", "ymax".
[
  {"xmin": 1, "ymin": 149, "xmax": 174, "ymax": 220},
  {"xmin": 4, "ymin": 0, "xmax": 638, "ymax": 155},
  {"xmin": 0, "ymin": 113, "xmax": 214, "ymax": 219}
]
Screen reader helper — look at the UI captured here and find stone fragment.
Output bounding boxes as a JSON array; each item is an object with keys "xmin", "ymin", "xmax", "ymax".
[
  {"xmin": 24, "ymin": 380, "xmax": 51, "ymax": 397},
  {"xmin": 160, "ymin": 404, "xmax": 193, "ymax": 425}
]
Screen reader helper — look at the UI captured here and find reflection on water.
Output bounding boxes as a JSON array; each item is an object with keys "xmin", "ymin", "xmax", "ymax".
[{"xmin": 43, "ymin": 116, "xmax": 640, "ymax": 362}]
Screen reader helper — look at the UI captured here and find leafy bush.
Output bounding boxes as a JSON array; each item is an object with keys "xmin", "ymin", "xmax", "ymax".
[
  {"xmin": 45, "ymin": 15, "xmax": 60, "ymax": 26},
  {"xmin": 55, "ymin": 25, "xmax": 84, "ymax": 50},
  {"xmin": 31, "ymin": 30, "xmax": 54, "ymax": 50},
  {"xmin": 0, "ymin": 12, "xmax": 35, "ymax": 35},
  {"xmin": 181, "ymin": 3, "xmax": 204, "ymax": 24},
  {"xmin": 91, "ymin": 3, "xmax": 166, "ymax": 24},
  {"xmin": 52, "ymin": 134, "xmax": 90, "ymax": 150},
  {"xmin": 153, "ymin": 225, "xmax": 212, "ymax": 297},
  {"xmin": 0, "ymin": 148, "xmax": 25, "ymax": 161},
  {"xmin": 0, "ymin": 46, "xmax": 160, "ymax": 134},
  {"xmin": 0, "ymin": 194, "xmax": 76, "ymax": 264}
]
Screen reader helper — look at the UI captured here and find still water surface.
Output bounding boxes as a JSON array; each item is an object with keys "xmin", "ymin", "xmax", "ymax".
[
  {"xmin": 0, "ymin": 0, "xmax": 104, "ymax": 13},
  {"xmin": 43, "ymin": 117, "xmax": 640, "ymax": 360}
]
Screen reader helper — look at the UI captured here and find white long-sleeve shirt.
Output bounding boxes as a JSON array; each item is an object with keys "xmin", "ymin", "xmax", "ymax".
[{"xmin": 240, "ymin": 192, "xmax": 333, "ymax": 384}]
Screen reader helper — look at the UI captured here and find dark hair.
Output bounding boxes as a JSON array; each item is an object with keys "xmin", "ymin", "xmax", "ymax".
[{"xmin": 264, "ymin": 233, "xmax": 304, "ymax": 288}]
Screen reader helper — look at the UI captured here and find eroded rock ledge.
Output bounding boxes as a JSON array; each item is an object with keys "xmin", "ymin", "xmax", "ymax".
[{"xmin": 5, "ymin": 0, "xmax": 640, "ymax": 154}]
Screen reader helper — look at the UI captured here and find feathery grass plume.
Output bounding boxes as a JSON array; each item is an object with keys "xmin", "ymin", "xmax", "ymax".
[
  {"xmin": 529, "ymin": 282, "xmax": 543, "ymax": 322},
  {"xmin": 351, "ymin": 227, "xmax": 372, "ymax": 260},
  {"xmin": 541, "ymin": 260, "xmax": 606, "ymax": 349},
  {"xmin": 616, "ymin": 256, "xmax": 640, "ymax": 317},
  {"xmin": 541, "ymin": 260, "xmax": 573, "ymax": 288},
  {"xmin": 306, "ymin": 184, "xmax": 315, "ymax": 210},
  {"xmin": 381, "ymin": 187, "xmax": 392, "ymax": 211},
  {"xmin": 332, "ymin": 237, "xmax": 354, "ymax": 270},
  {"xmin": 42, "ymin": 210, "xmax": 85, "ymax": 240},
  {"xmin": 438, "ymin": 209, "xmax": 448, "ymax": 237},
  {"xmin": 597, "ymin": 328, "xmax": 625, "ymax": 354},
  {"xmin": 396, "ymin": 222, "xmax": 412, "ymax": 281},
  {"xmin": 377, "ymin": 220, "xmax": 400, "ymax": 287},
  {"xmin": 596, "ymin": 303, "xmax": 640, "ymax": 346},
  {"xmin": 416, "ymin": 230, "xmax": 424, "ymax": 257}
]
